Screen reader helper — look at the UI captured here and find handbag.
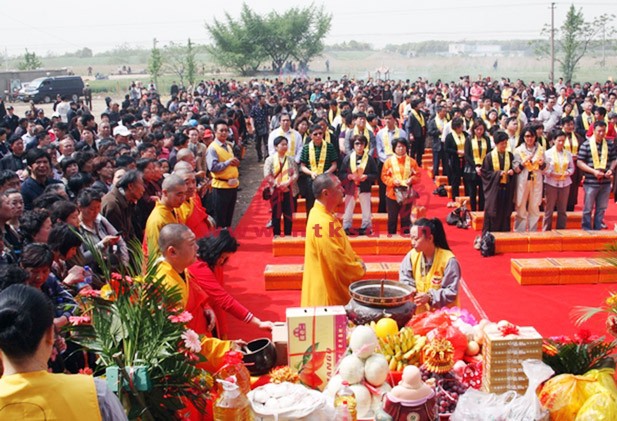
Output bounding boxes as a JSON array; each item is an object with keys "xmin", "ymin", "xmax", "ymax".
[
  {"xmin": 394, "ymin": 186, "xmax": 417, "ymax": 205},
  {"xmin": 263, "ymin": 157, "xmax": 286, "ymax": 201}
]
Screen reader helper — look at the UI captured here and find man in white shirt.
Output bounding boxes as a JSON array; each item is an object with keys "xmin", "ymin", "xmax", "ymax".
[
  {"xmin": 267, "ymin": 113, "xmax": 302, "ymax": 163},
  {"xmin": 538, "ymin": 96, "xmax": 562, "ymax": 132}
]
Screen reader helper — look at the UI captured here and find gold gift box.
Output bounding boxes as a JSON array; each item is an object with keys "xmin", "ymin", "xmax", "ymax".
[{"xmin": 511, "ymin": 258, "xmax": 560, "ymax": 285}]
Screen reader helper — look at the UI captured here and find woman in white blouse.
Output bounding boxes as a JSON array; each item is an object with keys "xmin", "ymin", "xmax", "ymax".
[{"xmin": 542, "ymin": 130, "xmax": 575, "ymax": 230}]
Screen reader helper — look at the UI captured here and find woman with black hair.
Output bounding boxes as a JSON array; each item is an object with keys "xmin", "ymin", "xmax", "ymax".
[
  {"xmin": 0, "ymin": 284, "xmax": 127, "ymax": 420},
  {"xmin": 381, "ymin": 137, "xmax": 421, "ymax": 234},
  {"xmin": 188, "ymin": 230, "xmax": 274, "ymax": 338},
  {"xmin": 463, "ymin": 119, "xmax": 492, "ymax": 211},
  {"xmin": 399, "ymin": 217, "xmax": 461, "ymax": 314},
  {"xmin": 444, "ymin": 117, "xmax": 468, "ymax": 207}
]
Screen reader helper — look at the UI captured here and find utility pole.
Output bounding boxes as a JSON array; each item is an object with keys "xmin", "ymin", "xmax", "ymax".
[
  {"xmin": 550, "ymin": 2, "xmax": 555, "ymax": 84},
  {"xmin": 602, "ymin": 22, "xmax": 606, "ymax": 67}
]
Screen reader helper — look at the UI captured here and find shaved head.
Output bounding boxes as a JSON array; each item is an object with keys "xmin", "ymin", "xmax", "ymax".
[{"xmin": 158, "ymin": 223, "xmax": 191, "ymax": 252}]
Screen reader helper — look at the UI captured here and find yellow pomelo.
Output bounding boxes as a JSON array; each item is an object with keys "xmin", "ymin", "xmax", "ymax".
[{"xmin": 374, "ymin": 318, "xmax": 398, "ymax": 339}]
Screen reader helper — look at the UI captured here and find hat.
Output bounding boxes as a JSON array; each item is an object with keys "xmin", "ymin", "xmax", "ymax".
[
  {"xmin": 6, "ymin": 105, "xmax": 13, "ymax": 110},
  {"xmin": 52, "ymin": 112, "xmax": 61, "ymax": 118},
  {"xmin": 131, "ymin": 122, "xmax": 144, "ymax": 128},
  {"xmin": 203, "ymin": 128, "xmax": 214, "ymax": 138},
  {"xmin": 113, "ymin": 125, "xmax": 131, "ymax": 137},
  {"xmin": 188, "ymin": 119, "xmax": 198, "ymax": 127}
]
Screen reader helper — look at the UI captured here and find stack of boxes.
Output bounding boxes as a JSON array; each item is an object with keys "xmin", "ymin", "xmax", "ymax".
[{"xmin": 481, "ymin": 325, "xmax": 543, "ymax": 394}]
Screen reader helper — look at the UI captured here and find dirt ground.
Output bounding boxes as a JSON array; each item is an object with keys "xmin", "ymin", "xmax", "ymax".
[{"xmin": 6, "ymin": 96, "xmax": 264, "ymax": 228}]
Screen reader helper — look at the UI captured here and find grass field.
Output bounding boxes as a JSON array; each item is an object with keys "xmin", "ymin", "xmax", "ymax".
[{"xmin": 5, "ymin": 50, "xmax": 617, "ymax": 96}]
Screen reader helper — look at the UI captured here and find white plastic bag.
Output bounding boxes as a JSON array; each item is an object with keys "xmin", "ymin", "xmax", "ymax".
[
  {"xmin": 451, "ymin": 359, "xmax": 554, "ymax": 421},
  {"xmin": 248, "ymin": 382, "xmax": 334, "ymax": 421}
]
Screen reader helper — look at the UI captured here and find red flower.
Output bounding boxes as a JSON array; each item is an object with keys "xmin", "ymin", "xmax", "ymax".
[{"xmin": 79, "ymin": 367, "xmax": 94, "ymax": 375}]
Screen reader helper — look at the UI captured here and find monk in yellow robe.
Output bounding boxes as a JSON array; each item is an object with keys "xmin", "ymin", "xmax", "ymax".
[
  {"xmin": 143, "ymin": 174, "xmax": 187, "ymax": 260},
  {"xmin": 301, "ymin": 174, "xmax": 366, "ymax": 307},
  {"xmin": 155, "ymin": 224, "xmax": 245, "ymax": 373}
]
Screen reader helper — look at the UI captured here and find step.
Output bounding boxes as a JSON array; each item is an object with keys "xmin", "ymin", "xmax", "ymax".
[
  {"xmin": 435, "ymin": 176, "xmax": 448, "ymax": 187},
  {"xmin": 296, "ymin": 197, "xmax": 380, "ymax": 214},
  {"xmin": 511, "ymin": 257, "xmax": 617, "ymax": 285},
  {"xmin": 493, "ymin": 230, "xmax": 617, "ymax": 254},
  {"xmin": 272, "ymin": 234, "xmax": 410, "ymax": 257},
  {"xmin": 470, "ymin": 212, "xmax": 583, "ymax": 231},
  {"xmin": 444, "ymin": 185, "xmax": 465, "ymax": 198},
  {"xmin": 428, "ymin": 167, "xmax": 444, "ymax": 178},
  {"xmin": 264, "ymin": 262, "xmax": 402, "ymax": 290},
  {"xmin": 292, "ymin": 212, "xmax": 390, "ymax": 233}
]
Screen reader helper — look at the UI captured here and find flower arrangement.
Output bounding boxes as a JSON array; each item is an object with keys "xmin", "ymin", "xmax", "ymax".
[
  {"xmin": 67, "ymin": 238, "xmax": 212, "ymax": 420},
  {"xmin": 541, "ymin": 329, "xmax": 617, "ymax": 375}
]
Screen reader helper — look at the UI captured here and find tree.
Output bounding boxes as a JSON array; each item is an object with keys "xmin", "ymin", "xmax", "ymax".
[
  {"xmin": 186, "ymin": 39, "xmax": 197, "ymax": 87},
  {"xmin": 536, "ymin": 5, "xmax": 615, "ymax": 82},
  {"xmin": 148, "ymin": 40, "xmax": 163, "ymax": 88},
  {"xmin": 206, "ymin": 3, "xmax": 331, "ymax": 75},
  {"xmin": 18, "ymin": 49, "xmax": 42, "ymax": 70},
  {"xmin": 206, "ymin": 5, "xmax": 266, "ymax": 76}
]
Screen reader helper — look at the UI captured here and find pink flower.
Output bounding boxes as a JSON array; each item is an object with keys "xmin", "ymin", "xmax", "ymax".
[
  {"xmin": 111, "ymin": 272, "xmax": 123, "ymax": 280},
  {"xmin": 181, "ymin": 329, "xmax": 201, "ymax": 353},
  {"xmin": 79, "ymin": 288, "xmax": 101, "ymax": 298},
  {"xmin": 79, "ymin": 367, "xmax": 94, "ymax": 375},
  {"xmin": 169, "ymin": 311, "xmax": 193, "ymax": 323},
  {"xmin": 69, "ymin": 315, "xmax": 92, "ymax": 326}
]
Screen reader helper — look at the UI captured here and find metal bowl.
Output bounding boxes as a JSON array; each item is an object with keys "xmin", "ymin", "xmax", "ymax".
[{"xmin": 349, "ymin": 279, "xmax": 413, "ymax": 308}]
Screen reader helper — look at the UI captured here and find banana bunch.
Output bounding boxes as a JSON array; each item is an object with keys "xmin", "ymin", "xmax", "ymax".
[{"xmin": 376, "ymin": 327, "xmax": 427, "ymax": 372}]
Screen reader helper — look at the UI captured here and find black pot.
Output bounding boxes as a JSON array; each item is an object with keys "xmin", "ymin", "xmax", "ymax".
[
  {"xmin": 345, "ymin": 298, "xmax": 415, "ymax": 329},
  {"xmin": 241, "ymin": 338, "xmax": 277, "ymax": 376}
]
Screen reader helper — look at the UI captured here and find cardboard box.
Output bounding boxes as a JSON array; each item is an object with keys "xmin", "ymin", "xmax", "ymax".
[
  {"xmin": 286, "ymin": 306, "xmax": 348, "ymax": 391},
  {"xmin": 271, "ymin": 322, "xmax": 288, "ymax": 366}
]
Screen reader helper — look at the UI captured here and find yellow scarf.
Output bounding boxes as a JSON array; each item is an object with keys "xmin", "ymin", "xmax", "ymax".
[
  {"xmin": 452, "ymin": 131, "xmax": 466, "ymax": 153},
  {"xmin": 353, "ymin": 126, "xmax": 371, "ymax": 142},
  {"xmin": 411, "ymin": 109, "xmax": 425, "ymax": 127},
  {"xmin": 565, "ymin": 133, "xmax": 579, "ymax": 155},
  {"xmin": 518, "ymin": 144, "xmax": 544, "ymax": 172},
  {"xmin": 391, "ymin": 154, "xmax": 412, "ymax": 182},
  {"xmin": 472, "ymin": 136, "xmax": 488, "ymax": 165},
  {"xmin": 273, "ymin": 155, "xmax": 290, "ymax": 183},
  {"xmin": 589, "ymin": 137, "xmax": 608, "ymax": 170},
  {"xmin": 309, "ymin": 141, "xmax": 327, "ymax": 174},
  {"xmin": 552, "ymin": 148, "xmax": 568, "ymax": 180},
  {"xmin": 582, "ymin": 112, "xmax": 595, "ymax": 131},
  {"xmin": 381, "ymin": 127, "xmax": 399, "ymax": 156},
  {"xmin": 435, "ymin": 117, "xmax": 445, "ymax": 132},
  {"xmin": 279, "ymin": 127, "xmax": 295, "ymax": 159},
  {"xmin": 410, "ymin": 247, "xmax": 457, "ymax": 314},
  {"xmin": 492, "ymin": 149, "xmax": 510, "ymax": 184},
  {"xmin": 350, "ymin": 151, "xmax": 369, "ymax": 175},
  {"xmin": 324, "ymin": 130, "xmax": 331, "ymax": 144},
  {"xmin": 328, "ymin": 108, "xmax": 339, "ymax": 125}
]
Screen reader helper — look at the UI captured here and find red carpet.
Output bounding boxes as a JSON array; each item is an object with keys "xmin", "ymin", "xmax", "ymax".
[{"xmin": 221, "ymin": 170, "xmax": 617, "ymax": 342}]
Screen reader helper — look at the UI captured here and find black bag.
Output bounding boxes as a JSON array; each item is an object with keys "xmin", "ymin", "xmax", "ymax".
[
  {"xmin": 433, "ymin": 185, "xmax": 448, "ymax": 197},
  {"xmin": 262, "ymin": 187, "xmax": 272, "ymax": 201},
  {"xmin": 480, "ymin": 232, "xmax": 496, "ymax": 257},
  {"xmin": 446, "ymin": 208, "xmax": 462, "ymax": 226}
]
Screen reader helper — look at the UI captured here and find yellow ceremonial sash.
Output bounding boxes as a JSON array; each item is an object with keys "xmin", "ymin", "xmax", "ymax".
[
  {"xmin": 582, "ymin": 112, "xmax": 595, "ymax": 131},
  {"xmin": 350, "ymin": 151, "xmax": 369, "ymax": 183},
  {"xmin": 324, "ymin": 130, "xmax": 331, "ymax": 144},
  {"xmin": 518, "ymin": 144, "xmax": 544, "ymax": 172},
  {"xmin": 381, "ymin": 127, "xmax": 399, "ymax": 156},
  {"xmin": 492, "ymin": 149, "xmax": 510, "ymax": 184},
  {"xmin": 279, "ymin": 128, "xmax": 295, "ymax": 158},
  {"xmin": 354, "ymin": 126, "xmax": 371, "ymax": 142},
  {"xmin": 565, "ymin": 133, "xmax": 579, "ymax": 155},
  {"xmin": 590, "ymin": 137, "xmax": 608, "ymax": 170},
  {"xmin": 452, "ymin": 131, "xmax": 465, "ymax": 153},
  {"xmin": 435, "ymin": 117, "xmax": 445, "ymax": 133},
  {"xmin": 273, "ymin": 155, "xmax": 290, "ymax": 183},
  {"xmin": 391, "ymin": 154, "xmax": 412, "ymax": 182},
  {"xmin": 472, "ymin": 136, "xmax": 488, "ymax": 165},
  {"xmin": 552, "ymin": 148, "xmax": 568, "ymax": 180},
  {"xmin": 411, "ymin": 109, "xmax": 425, "ymax": 127},
  {"xmin": 328, "ymin": 109, "xmax": 339, "ymax": 125},
  {"xmin": 309, "ymin": 141, "xmax": 327, "ymax": 174},
  {"xmin": 410, "ymin": 247, "xmax": 458, "ymax": 314}
]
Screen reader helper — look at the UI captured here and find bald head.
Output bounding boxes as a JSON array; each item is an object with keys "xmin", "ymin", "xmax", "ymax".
[
  {"xmin": 312, "ymin": 173, "xmax": 336, "ymax": 199},
  {"xmin": 173, "ymin": 161, "xmax": 193, "ymax": 173},
  {"xmin": 161, "ymin": 174, "xmax": 186, "ymax": 191},
  {"xmin": 176, "ymin": 148, "xmax": 195, "ymax": 162},
  {"xmin": 158, "ymin": 223, "xmax": 191, "ymax": 252}
]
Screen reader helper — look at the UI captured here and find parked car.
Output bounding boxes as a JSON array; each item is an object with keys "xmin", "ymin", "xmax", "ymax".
[{"xmin": 18, "ymin": 76, "xmax": 84, "ymax": 103}]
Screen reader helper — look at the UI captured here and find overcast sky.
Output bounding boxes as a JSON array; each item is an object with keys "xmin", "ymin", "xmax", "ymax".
[{"xmin": 2, "ymin": 0, "xmax": 615, "ymax": 56}]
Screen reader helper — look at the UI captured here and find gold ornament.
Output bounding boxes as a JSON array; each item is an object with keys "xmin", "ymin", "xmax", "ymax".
[{"xmin": 422, "ymin": 338, "xmax": 455, "ymax": 374}]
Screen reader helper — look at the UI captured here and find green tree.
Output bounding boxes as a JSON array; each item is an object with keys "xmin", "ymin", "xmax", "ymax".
[
  {"xmin": 148, "ymin": 40, "xmax": 163, "ymax": 88},
  {"xmin": 536, "ymin": 5, "xmax": 615, "ymax": 82},
  {"xmin": 18, "ymin": 49, "xmax": 42, "ymax": 70},
  {"xmin": 206, "ymin": 3, "xmax": 331, "ymax": 75},
  {"xmin": 206, "ymin": 4, "xmax": 266, "ymax": 76},
  {"xmin": 186, "ymin": 38, "xmax": 197, "ymax": 87}
]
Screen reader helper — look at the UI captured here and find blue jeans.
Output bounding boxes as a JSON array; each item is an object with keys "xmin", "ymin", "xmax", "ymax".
[{"xmin": 582, "ymin": 183, "xmax": 611, "ymax": 230}]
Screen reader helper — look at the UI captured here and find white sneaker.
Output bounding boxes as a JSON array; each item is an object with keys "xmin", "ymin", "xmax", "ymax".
[{"xmin": 473, "ymin": 236, "xmax": 481, "ymax": 250}]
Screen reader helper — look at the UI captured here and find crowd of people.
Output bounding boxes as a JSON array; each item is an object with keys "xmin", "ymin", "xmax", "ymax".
[{"xmin": 0, "ymin": 73, "xmax": 616, "ymax": 417}]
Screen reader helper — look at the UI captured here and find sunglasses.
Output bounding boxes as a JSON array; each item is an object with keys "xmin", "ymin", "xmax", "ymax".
[{"xmin": 312, "ymin": 132, "xmax": 324, "ymax": 136}]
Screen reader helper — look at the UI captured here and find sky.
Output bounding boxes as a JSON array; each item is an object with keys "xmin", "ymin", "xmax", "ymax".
[{"xmin": 1, "ymin": 0, "xmax": 615, "ymax": 57}]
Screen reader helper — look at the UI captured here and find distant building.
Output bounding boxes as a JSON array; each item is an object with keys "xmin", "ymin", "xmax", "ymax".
[{"xmin": 448, "ymin": 44, "xmax": 502, "ymax": 57}]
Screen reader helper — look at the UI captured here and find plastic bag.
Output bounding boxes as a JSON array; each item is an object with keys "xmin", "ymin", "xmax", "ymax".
[
  {"xmin": 407, "ymin": 312, "xmax": 451, "ymax": 336},
  {"xmin": 427, "ymin": 323, "xmax": 468, "ymax": 361},
  {"xmin": 538, "ymin": 373, "xmax": 596, "ymax": 420},
  {"xmin": 452, "ymin": 359, "xmax": 554, "ymax": 421},
  {"xmin": 576, "ymin": 391, "xmax": 617, "ymax": 420}
]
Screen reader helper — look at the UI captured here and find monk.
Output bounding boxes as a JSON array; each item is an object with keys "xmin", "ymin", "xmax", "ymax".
[
  {"xmin": 155, "ymin": 223, "xmax": 245, "ymax": 373},
  {"xmin": 301, "ymin": 174, "xmax": 366, "ymax": 307}
]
